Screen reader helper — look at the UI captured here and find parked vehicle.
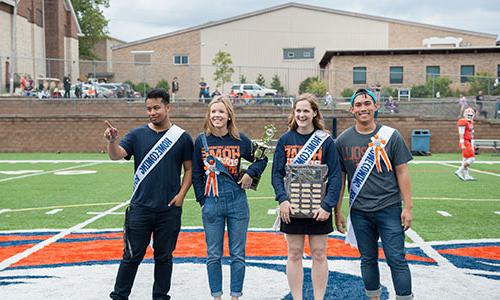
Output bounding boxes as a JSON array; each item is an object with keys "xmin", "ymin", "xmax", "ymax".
[{"xmin": 230, "ymin": 83, "xmax": 278, "ymax": 97}]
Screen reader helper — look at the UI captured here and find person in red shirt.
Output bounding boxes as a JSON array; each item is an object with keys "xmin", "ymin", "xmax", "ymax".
[{"xmin": 455, "ymin": 107, "xmax": 476, "ymax": 181}]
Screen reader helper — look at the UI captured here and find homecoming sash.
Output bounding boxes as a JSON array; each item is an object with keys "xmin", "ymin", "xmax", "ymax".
[
  {"xmin": 131, "ymin": 124, "xmax": 185, "ymax": 200},
  {"xmin": 292, "ymin": 130, "xmax": 330, "ymax": 165},
  {"xmin": 345, "ymin": 125, "xmax": 396, "ymax": 248}
]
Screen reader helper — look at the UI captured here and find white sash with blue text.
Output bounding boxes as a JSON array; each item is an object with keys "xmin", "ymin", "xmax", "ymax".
[
  {"xmin": 345, "ymin": 125, "xmax": 396, "ymax": 248},
  {"xmin": 292, "ymin": 130, "xmax": 330, "ymax": 165},
  {"xmin": 131, "ymin": 124, "xmax": 185, "ymax": 199}
]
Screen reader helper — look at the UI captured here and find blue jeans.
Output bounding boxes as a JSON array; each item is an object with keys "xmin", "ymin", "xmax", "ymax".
[
  {"xmin": 350, "ymin": 203, "xmax": 413, "ymax": 300},
  {"xmin": 202, "ymin": 174, "xmax": 249, "ymax": 298}
]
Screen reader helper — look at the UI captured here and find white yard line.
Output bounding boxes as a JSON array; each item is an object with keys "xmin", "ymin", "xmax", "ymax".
[
  {"xmin": 267, "ymin": 209, "xmax": 277, "ymax": 215},
  {"xmin": 439, "ymin": 162, "xmax": 500, "ymax": 177},
  {"xmin": 410, "ymin": 160, "xmax": 500, "ymax": 164},
  {"xmin": 0, "ymin": 160, "xmax": 130, "ymax": 163},
  {"xmin": 436, "ymin": 210, "xmax": 452, "ymax": 217},
  {"xmin": 1, "ymin": 202, "xmax": 122, "ymax": 213},
  {"xmin": 86, "ymin": 211, "xmax": 124, "ymax": 215},
  {"xmin": 0, "ymin": 200, "xmax": 130, "ymax": 271},
  {"xmin": 414, "ymin": 197, "xmax": 500, "ymax": 202},
  {"xmin": 0, "ymin": 162, "xmax": 103, "ymax": 183},
  {"xmin": 494, "ymin": 211, "xmax": 500, "ymax": 216},
  {"xmin": 45, "ymin": 209, "xmax": 63, "ymax": 215}
]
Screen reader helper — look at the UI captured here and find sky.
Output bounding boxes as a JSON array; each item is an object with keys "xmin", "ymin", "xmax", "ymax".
[{"xmin": 102, "ymin": 0, "xmax": 500, "ymax": 43}]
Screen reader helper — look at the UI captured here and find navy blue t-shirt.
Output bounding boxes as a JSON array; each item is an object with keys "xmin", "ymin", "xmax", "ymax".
[
  {"xmin": 271, "ymin": 130, "xmax": 342, "ymax": 213},
  {"xmin": 192, "ymin": 132, "xmax": 268, "ymax": 205},
  {"xmin": 120, "ymin": 124, "xmax": 193, "ymax": 211}
]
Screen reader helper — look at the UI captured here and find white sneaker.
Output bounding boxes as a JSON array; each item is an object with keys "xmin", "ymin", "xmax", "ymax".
[
  {"xmin": 454, "ymin": 170, "xmax": 465, "ymax": 181},
  {"xmin": 464, "ymin": 174, "xmax": 476, "ymax": 181}
]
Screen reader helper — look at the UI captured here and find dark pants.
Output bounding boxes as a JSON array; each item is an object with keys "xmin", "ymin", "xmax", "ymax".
[
  {"xmin": 350, "ymin": 203, "xmax": 413, "ymax": 299},
  {"xmin": 64, "ymin": 89, "xmax": 70, "ymax": 98},
  {"xmin": 110, "ymin": 205, "xmax": 182, "ymax": 300}
]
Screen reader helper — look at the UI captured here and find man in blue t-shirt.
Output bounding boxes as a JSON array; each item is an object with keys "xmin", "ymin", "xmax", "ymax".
[
  {"xmin": 104, "ymin": 88, "xmax": 193, "ymax": 300},
  {"xmin": 335, "ymin": 89, "xmax": 413, "ymax": 300}
]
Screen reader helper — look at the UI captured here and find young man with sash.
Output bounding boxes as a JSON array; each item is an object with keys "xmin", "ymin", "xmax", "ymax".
[
  {"xmin": 272, "ymin": 93, "xmax": 341, "ymax": 300},
  {"xmin": 335, "ymin": 89, "xmax": 413, "ymax": 300},
  {"xmin": 104, "ymin": 88, "xmax": 193, "ymax": 300}
]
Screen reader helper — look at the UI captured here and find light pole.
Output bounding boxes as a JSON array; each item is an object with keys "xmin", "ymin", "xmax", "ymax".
[{"xmin": 9, "ymin": 0, "xmax": 20, "ymax": 95}]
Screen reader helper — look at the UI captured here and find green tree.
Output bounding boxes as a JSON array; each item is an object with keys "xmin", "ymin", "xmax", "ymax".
[
  {"xmin": 298, "ymin": 76, "xmax": 327, "ymax": 96},
  {"xmin": 155, "ymin": 79, "xmax": 170, "ymax": 92},
  {"xmin": 239, "ymin": 74, "xmax": 247, "ymax": 83},
  {"xmin": 135, "ymin": 82, "xmax": 151, "ymax": 97},
  {"xmin": 212, "ymin": 51, "xmax": 234, "ymax": 91},
  {"xmin": 340, "ymin": 88, "xmax": 354, "ymax": 98},
  {"xmin": 71, "ymin": 0, "xmax": 110, "ymax": 60},
  {"xmin": 256, "ymin": 73, "xmax": 266, "ymax": 87},
  {"xmin": 270, "ymin": 74, "xmax": 285, "ymax": 94},
  {"xmin": 469, "ymin": 72, "xmax": 495, "ymax": 95}
]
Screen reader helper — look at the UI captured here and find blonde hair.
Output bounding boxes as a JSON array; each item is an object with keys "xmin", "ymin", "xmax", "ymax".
[
  {"xmin": 288, "ymin": 93, "xmax": 327, "ymax": 132},
  {"xmin": 203, "ymin": 95, "xmax": 241, "ymax": 140}
]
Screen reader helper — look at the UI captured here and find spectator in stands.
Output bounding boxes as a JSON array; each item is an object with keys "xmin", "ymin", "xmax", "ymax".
[
  {"xmin": 63, "ymin": 75, "xmax": 71, "ymax": 98},
  {"xmin": 324, "ymin": 92, "xmax": 333, "ymax": 107},
  {"xmin": 211, "ymin": 88, "xmax": 221, "ymax": 98},
  {"xmin": 171, "ymin": 76, "xmax": 179, "ymax": 101},
  {"xmin": 199, "ymin": 77, "xmax": 210, "ymax": 102},
  {"xmin": 475, "ymin": 90, "xmax": 487, "ymax": 118},
  {"xmin": 458, "ymin": 94, "xmax": 468, "ymax": 117},
  {"xmin": 75, "ymin": 78, "xmax": 83, "ymax": 99}
]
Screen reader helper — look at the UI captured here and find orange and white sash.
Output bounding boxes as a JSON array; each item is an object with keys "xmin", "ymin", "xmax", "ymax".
[{"xmin": 345, "ymin": 125, "xmax": 395, "ymax": 248}]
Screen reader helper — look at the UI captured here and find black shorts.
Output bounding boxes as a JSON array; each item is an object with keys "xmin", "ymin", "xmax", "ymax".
[{"xmin": 280, "ymin": 214, "xmax": 333, "ymax": 235}]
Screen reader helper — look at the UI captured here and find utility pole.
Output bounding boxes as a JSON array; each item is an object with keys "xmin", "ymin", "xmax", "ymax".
[{"xmin": 9, "ymin": 0, "xmax": 19, "ymax": 95}]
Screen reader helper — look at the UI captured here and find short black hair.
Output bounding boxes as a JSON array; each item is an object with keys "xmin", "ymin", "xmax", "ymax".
[{"xmin": 146, "ymin": 88, "xmax": 170, "ymax": 104}]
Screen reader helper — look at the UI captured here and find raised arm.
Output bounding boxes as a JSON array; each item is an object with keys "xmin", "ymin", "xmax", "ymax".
[{"xmin": 104, "ymin": 120, "xmax": 127, "ymax": 160}]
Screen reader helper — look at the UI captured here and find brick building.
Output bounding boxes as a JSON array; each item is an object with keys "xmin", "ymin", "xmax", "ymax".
[
  {"xmin": 320, "ymin": 47, "xmax": 500, "ymax": 97},
  {"xmin": 110, "ymin": 2, "xmax": 497, "ymax": 98},
  {"xmin": 0, "ymin": 0, "xmax": 81, "ymax": 91},
  {"xmin": 79, "ymin": 36, "xmax": 125, "ymax": 81}
]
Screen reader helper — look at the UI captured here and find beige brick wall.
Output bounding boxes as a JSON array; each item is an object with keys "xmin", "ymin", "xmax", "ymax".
[
  {"xmin": 388, "ymin": 23, "xmax": 496, "ymax": 48},
  {"xmin": 326, "ymin": 52, "xmax": 500, "ymax": 96},
  {"xmin": 112, "ymin": 30, "xmax": 201, "ymax": 99}
]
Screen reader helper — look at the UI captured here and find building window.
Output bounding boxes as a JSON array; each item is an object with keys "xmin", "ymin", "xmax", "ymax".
[
  {"xmin": 173, "ymin": 55, "xmax": 189, "ymax": 65},
  {"xmin": 390, "ymin": 66, "xmax": 404, "ymax": 84},
  {"xmin": 497, "ymin": 64, "xmax": 500, "ymax": 80},
  {"xmin": 353, "ymin": 67, "xmax": 367, "ymax": 84},
  {"xmin": 132, "ymin": 51, "xmax": 153, "ymax": 66},
  {"xmin": 426, "ymin": 66, "xmax": 440, "ymax": 80},
  {"xmin": 283, "ymin": 48, "xmax": 314, "ymax": 60},
  {"xmin": 35, "ymin": 9, "xmax": 43, "ymax": 27},
  {"xmin": 460, "ymin": 65, "xmax": 474, "ymax": 83}
]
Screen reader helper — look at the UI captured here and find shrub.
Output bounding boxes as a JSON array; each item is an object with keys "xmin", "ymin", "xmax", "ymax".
[
  {"xmin": 135, "ymin": 82, "xmax": 152, "ymax": 96},
  {"xmin": 256, "ymin": 73, "xmax": 266, "ymax": 87},
  {"xmin": 340, "ymin": 88, "xmax": 354, "ymax": 98},
  {"xmin": 270, "ymin": 74, "xmax": 285, "ymax": 94},
  {"xmin": 155, "ymin": 79, "xmax": 170, "ymax": 92}
]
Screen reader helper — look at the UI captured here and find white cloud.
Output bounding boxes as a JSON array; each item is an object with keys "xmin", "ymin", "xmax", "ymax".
[{"xmin": 103, "ymin": 0, "xmax": 500, "ymax": 42}]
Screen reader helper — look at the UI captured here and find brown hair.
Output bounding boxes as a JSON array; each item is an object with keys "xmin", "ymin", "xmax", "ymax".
[
  {"xmin": 203, "ymin": 95, "xmax": 241, "ymax": 140},
  {"xmin": 288, "ymin": 93, "xmax": 327, "ymax": 132}
]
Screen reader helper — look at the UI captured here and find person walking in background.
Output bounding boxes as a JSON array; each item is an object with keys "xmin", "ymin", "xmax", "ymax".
[
  {"xmin": 458, "ymin": 94, "xmax": 468, "ymax": 117},
  {"xmin": 199, "ymin": 77, "xmax": 210, "ymax": 102},
  {"xmin": 272, "ymin": 93, "xmax": 342, "ymax": 300},
  {"xmin": 335, "ymin": 88, "xmax": 413, "ymax": 300},
  {"xmin": 104, "ymin": 88, "xmax": 194, "ymax": 300},
  {"xmin": 63, "ymin": 75, "xmax": 71, "ymax": 99},
  {"xmin": 475, "ymin": 90, "xmax": 487, "ymax": 118},
  {"xmin": 192, "ymin": 95, "xmax": 268, "ymax": 300},
  {"xmin": 171, "ymin": 77, "xmax": 179, "ymax": 101}
]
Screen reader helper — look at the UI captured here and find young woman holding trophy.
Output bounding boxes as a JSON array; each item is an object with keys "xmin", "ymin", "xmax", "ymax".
[
  {"xmin": 272, "ymin": 93, "xmax": 342, "ymax": 300},
  {"xmin": 192, "ymin": 95, "xmax": 270, "ymax": 300}
]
